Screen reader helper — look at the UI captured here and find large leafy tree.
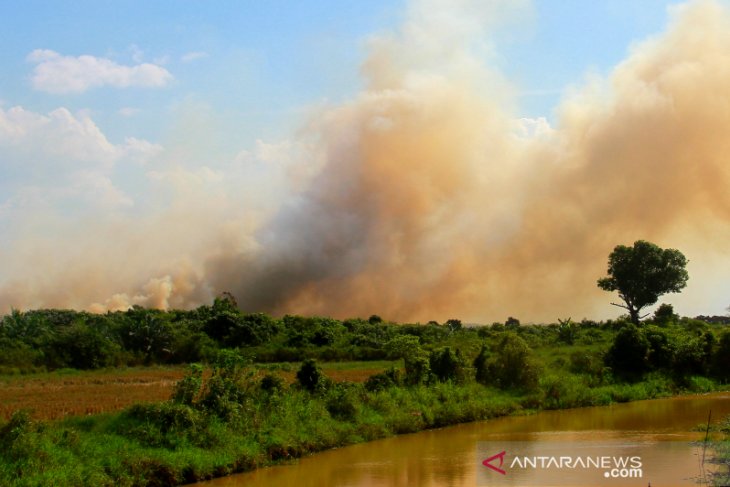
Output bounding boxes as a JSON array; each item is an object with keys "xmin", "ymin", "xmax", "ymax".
[{"xmin": 597, "ymin": 240, "xmax": 688, "ymax": 324}]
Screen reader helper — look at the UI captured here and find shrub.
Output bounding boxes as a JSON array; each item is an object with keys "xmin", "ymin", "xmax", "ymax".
[
  {"xmin": 260, "ymin": 373, "xmax": 286, "ymax": 394},
  {"xmin": 364, "ymin": 367, "xmax": 403, "ymax": 392},
  {"xmin": 122, "ymin": 402, "xmax": 207, "ymax": 448},
  {"xmin": 172, "ymin": 364, "xmax": 204, "ymax": 405},
  {"xmin": 198, "ymin": 350, "xmax": 255, "ymax": 420},
  {"xmin": 385, "ymin": 335, "xmax": 431, "ymax": 385},
  {"xmin": 325, "ymin": 384, "xmax": 359, "ymax": 421},
  {"xmin": 296, "ymin": 359, "xmax": 329, "ymax": 393},
  {"xmin": 568, "ymin": 351, "xmax": 606, "ymax": 385},
  {"xmin": 652, "ymin": 303, "xmax": 678, "ymax": 326},
  {"xmin": 445, "ymin": 319, "xmax": 462, "ymax": 333},
  {"xmin": 643, "ymin": 326, "xmax": 674, "ymax": 370},
  {"xmin": 557, "ymin": 319, "xmax": 575, "ymax": 344},
  {"xmin": 711, "ymin": 330, "xmax": 730, "ymax": 382},
  {"xmin": 483, "ymin": 333, "xmax": 540, "ymax": 391},
  {"xmin": 672, "ymin": 338, "xmax": 708, "ymax": 383},
  {"xmin": 605, "ymin": 324, "xmax": 650, "ymax": 381},
  {"xmin": 473, "ymin": 345, "xmax": 490, "ymax": 385},
  {"xmin": 540, "ymin": 374, "xmax": 592, "ymax": 409},
  {"xmin": 0, "ymin": 410, "xmax": 42, "ymax": 462},
  {"xmin": 505, "ymin": 317, "xmax": 521, "ymax": 329},
  {"xmin": 429, "ymin": 347, "xmax": 466, "ymax": 383}
]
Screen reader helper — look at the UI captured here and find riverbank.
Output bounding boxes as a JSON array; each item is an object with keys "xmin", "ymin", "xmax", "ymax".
[
  {"xmin": 201, "ymin": 391, "xmax": 730, "ymax": 487},
  {"xmin": 0, "ymin": 359, "xmax": 726, "ymax": 487}
]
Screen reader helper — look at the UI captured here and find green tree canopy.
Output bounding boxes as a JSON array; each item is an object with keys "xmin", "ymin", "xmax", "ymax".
[{"xmin": 597, "ymin": 240, "xmax": 688, "ymax": 324}]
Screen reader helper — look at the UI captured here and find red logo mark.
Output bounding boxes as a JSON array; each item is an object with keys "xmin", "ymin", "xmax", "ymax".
[{"xmin": 482, "ymin": 450, "xmax": 507, "ymax": 475}]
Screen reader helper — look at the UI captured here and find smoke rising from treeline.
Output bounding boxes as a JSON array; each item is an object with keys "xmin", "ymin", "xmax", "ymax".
[{"xmin": 2, "ymin": 0, "xmax": 730, "ymax": 322}]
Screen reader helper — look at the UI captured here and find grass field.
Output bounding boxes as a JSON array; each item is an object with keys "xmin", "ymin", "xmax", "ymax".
[
  {"xmin": 0, "ymin": 367, "xmax": 184, "ymax": 420},
  {"xmin": 0, "ymin": 361, "xmax": 398, "ymax": 421}
]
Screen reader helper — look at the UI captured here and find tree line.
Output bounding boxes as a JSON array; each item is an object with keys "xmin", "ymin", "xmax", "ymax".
[
  {"xmin": 1, "ymin": 298, "xmax": 729, "ymax": 385},
  {"xmin": 1, "ymin": 239, "xmax": 728, "ymax": 387}
]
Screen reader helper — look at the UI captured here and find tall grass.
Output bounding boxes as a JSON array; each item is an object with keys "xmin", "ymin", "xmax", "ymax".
[{"xmin": 2, "ymin": 355, "xmax": 719, "ymax": 487}]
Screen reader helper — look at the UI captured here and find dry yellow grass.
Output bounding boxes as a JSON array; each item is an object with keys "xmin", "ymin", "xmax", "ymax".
[
  {"xmin": 0, "ymin": 362, "xmax": 394, "ymax": 421},
  {"xmin": 278, "ymin": 367, "xmax": 388, "ymax": 384},
  {"xmin": 0, "ymin": 368, "xmax": 185, "ymax": 421}
]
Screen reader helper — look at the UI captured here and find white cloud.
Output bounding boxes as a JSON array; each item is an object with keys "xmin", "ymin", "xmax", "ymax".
[
  {"xmin": 1, "ymin": 172, "xmax": 135, "ymax": 213},
  {"xmin": 122, "ymin": 137, "xmax": 163, "ymax": 164},
  {"xmin": 254, "ymin": 139, "xmax": 293, "ymax": 163},
  {"xmin": 0, "ymin": 106, "xmax": 116, "ymax": 164},
  {"xmin": 27, "ymin": 49, "xmax": 173, "ymax": 94},
  {"xmin": 0, "ymin": 105, "xmax": 47, "ymax": 139},
  {"xmin": 0, "ymin": 105, "xmax": 165, "ymax": 213},
  {"xmin": 1, "ymin": 105, "xmax": 163, "ymax": 168},
  {"xmin": 181, "ymin": 51, "xmax": 208, "ymax": 63},
  {"xmin": 70, "ymin": 171, "xmax": 135, "ymax": 209}
]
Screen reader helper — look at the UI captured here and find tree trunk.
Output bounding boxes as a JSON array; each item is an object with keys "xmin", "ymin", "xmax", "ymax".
[{"xmin": 628, "ymin": 307, "xmax": 640, "ymax": 325}]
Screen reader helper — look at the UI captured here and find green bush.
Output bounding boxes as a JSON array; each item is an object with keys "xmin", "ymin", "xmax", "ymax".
[
  {"xmin": 428, "ymin": 347, "xmax": 466, "ymax": 383},
  {"xmin": 483, "ymin": 333, "xmax": 540, "ymax": 391},
  {"xmin": 643, "ymin": 326, "xmax": 674, "ymax": 370},
  {"xmin": 712, "ymin": 330, "xmax": 730, "ymax": 382},
  {"xmin": 0, "ymin": 410, "xmax": 41, "ymax": 462},
  {"xmin": 364, "ymin": 367, "xmax": 403, "ymax": 392},
  {"xmin": 296, "ymin": 359, "xmax": 329, "ymax": 393},
  {"xmin": 473, "ymin": 344, "xmax": 490, "ymax": 385},
  {"xmin": 605, "ymin": 324, "xmax": 649, "ymax": 381},
  {"xmin": 200, "ymin": 365, "xmax": 253, "ymax": 421},
  {"xmin": 172, "ymin": 363, "xmax": 204, "ymax": 405},
  {"xmin": 325, "ymin": 384, "xmax": 360, "ymax": 421},
  {"xmin": 568, "ymin": 351, "xmax": 607, "ymax": 385},
  {"xmin": 672, "ymin": 337, "xmax": 708, "ymax": 383},
  {"xmin": 260, "ymin": 373, "xmax": 286, "ymax": 394},
  {"xmin": 120, "ymin": 402, "xmax": 209, "ymax": 449},
  {"xmin": 652, "ymin": 303, "xmax": 678, "ymax": 326}
]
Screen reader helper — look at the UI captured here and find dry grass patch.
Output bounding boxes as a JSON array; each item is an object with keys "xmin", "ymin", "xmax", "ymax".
[
  {"xmin": 0, "ymin": 361, "xmax": 397, "ymax": 421},
  {"xmin": 0, "ymin": 367, "xmax": 185, "ymax": 420}
]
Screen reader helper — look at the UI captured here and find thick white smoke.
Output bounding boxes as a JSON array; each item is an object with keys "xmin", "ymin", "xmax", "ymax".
[{"xmin": 2, "ymin": 0, "xmax": 730, "ymax": 323}]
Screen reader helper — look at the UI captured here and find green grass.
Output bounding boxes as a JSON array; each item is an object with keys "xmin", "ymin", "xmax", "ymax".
[
  {"xmin": 3, "ymin": 360, "xmax": 724, "ymax": 487},
  {"xmin": 3, "ymin": 318, "xmax": 730, "ymax": 486}
]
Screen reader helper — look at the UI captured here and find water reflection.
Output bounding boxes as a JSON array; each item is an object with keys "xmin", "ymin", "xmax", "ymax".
[{"xmin": 199, "ymin": 393, "xmax": 730, "ymax": 486}]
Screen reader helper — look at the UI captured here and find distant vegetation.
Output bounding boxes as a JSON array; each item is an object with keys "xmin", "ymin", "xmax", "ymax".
[
  {"xmin": 2, "ymin": 240, "xmax": 730, "ymax": 485},
  {"xmin": 1, "ymin": 296, "xmax": 729, "ymax": 386},
  {"xmin": 1, "ymin": 298, "xmax": 730, "ymax": 485}
]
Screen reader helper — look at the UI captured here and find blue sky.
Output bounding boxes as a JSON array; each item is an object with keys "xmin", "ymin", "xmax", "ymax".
[
  {"xmin": 1, "ymin": 1, "xmax": 399, "ymax": 144},
  {"xmin": 2, "ymin": 0, "xmax": 729, "ymax": 321},
  {"xmin": 1, "ymin": 0, "xmax": 676, "ymax": 142}
]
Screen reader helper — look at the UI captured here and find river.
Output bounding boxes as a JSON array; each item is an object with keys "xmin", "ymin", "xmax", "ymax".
[{"xmin": 198, "ymin": 392, "xmax": 730, "ymax": 486}]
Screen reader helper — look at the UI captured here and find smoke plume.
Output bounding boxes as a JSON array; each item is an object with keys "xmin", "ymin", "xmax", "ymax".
[{"xmin": 3, "ymin": 0, "xmax": 730, "ymax": 322}]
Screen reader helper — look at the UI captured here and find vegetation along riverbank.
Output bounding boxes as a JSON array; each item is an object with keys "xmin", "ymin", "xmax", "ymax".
[{"xmin": 2, "ymin": 298, "xmax": 730, "ymax": 485}]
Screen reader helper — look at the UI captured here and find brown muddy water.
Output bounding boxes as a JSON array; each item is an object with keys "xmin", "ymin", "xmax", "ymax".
[{"xmin": 198, "ymin": 392, "xmax": 730, "ymax": 487}]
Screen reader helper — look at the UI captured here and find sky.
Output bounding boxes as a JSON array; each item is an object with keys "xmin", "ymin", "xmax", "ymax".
[{"xmin": 1, "ymin": 0, "xmax": 729, "ymax": 323}]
